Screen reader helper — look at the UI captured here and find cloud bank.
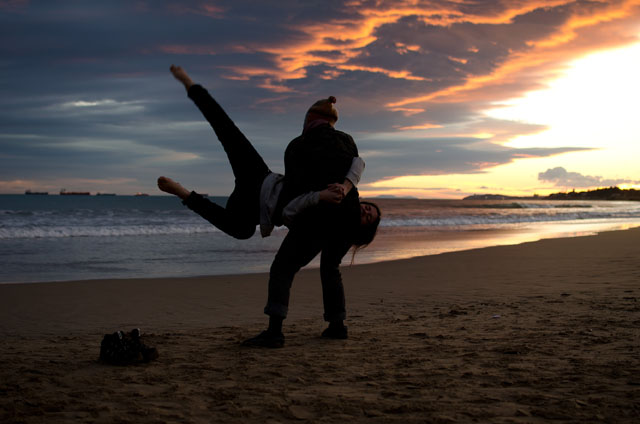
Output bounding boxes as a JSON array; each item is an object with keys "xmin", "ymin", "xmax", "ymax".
[
  {"xmin": 538, "ymin": 167, "xmax": 635, "ymax": 188},
  {"xmin": 1, "ymin": 0, "xmax": 639, "ymax": 194}
]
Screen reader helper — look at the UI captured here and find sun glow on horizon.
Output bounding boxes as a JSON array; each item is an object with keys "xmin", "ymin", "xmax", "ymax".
[
  {"xmin": 370, "ymin": 40, "xmax": 640, "ymax": 199},
  {"xmin": 486, "ymin": 42, "xmax": 640, "ymax": 150},
  {"xmin": 484, "ymin": 41, "xmax": 640, "ymax": 188}
]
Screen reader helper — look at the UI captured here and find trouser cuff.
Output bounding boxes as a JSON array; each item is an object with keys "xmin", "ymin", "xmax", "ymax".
[
  {"xmin": 264, "ymin": 302, "xmax": 288, "ymax": 319},
  {"xmin": 323, "ymin": 311, "xmax": 347, "ymax": 322}
]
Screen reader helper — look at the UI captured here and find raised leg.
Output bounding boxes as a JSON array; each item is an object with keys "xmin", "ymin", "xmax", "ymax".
[
  {"xmin": 157, "ymin": 176, "xmax": 190, "ymax": 200},
  {"xmin": 170, "ymin": 65, "xmax": 194, "ymax": 91}
]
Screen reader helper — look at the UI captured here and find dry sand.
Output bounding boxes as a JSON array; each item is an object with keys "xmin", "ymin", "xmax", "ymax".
[{"xmin": 1, "ymin": 228, "xmax": 639, "ymax": 423}]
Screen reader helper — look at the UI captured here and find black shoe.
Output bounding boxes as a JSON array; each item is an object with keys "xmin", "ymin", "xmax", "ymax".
[
  {"xmin": 321, "ymin": 325, "xmax": 348, "ymax": 339},
  {"xmin": 242, "ymin": 330, "xmax": 285, "ymax": 348}
]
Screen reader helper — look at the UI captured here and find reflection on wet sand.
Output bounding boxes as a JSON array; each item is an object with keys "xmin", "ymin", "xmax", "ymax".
[{"xmin": 355, "ymin": 219, "xmax": 640, "ymax": 265}]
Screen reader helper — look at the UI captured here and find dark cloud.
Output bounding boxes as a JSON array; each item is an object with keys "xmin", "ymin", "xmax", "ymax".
[
  {"xmin": 0, "ymin": 0, "xmax": 637, "ymax": 194},
  {"xmin": 350, "ymin": 5, "xmax": 572, "ymax": 104},
  {"xmin": 360, "ymin": 138, "xmax": 588, "ymax": 182},
  {"xmin": 538, "ymin": 167, "xmax": 635, "ymax": 188}
]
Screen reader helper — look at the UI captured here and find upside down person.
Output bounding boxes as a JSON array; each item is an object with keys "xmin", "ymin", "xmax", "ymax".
[{"xmin": 159, "ymin": 65, "xmax": 380, "ymax": 348}]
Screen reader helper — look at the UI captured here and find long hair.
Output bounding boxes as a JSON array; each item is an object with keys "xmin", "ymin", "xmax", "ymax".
[{"xmin": 350, "ymin": 201, "xmax": 381, "ymax": 263}]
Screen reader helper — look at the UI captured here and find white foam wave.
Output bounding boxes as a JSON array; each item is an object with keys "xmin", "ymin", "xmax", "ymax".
[
  {"xmin": 379, "ymin": 210, "xmax": 640, "ymax": 228},
  {"xmin": 0, "ymin": 223, "xmax": 290, "ymax": 240},
  {"xmin": 2, "ymin": 201, "xmax": 640, "ymax": 239},
  {"xmin": 0, "ymin": 224, "xmax": 220, "ymax": 239}
]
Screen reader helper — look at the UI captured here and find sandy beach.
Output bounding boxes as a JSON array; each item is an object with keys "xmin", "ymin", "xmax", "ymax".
[{"xmin": 1, "ymin": 228, "xmax": 639, "ymax": 423}]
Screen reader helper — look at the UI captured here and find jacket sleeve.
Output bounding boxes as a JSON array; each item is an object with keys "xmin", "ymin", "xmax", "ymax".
[
  {"xmin": 281, "ymin": 191, "xmax": 320, "ymax": 227},
  {"xmin": 345, "ymin": 157, "xmax": 365, "ymax": 187}
]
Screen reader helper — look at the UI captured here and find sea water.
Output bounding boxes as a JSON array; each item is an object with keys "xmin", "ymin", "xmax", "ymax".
[{"xmin": 1, "ymin": 194, "xmax": 640, "ymax": 284}]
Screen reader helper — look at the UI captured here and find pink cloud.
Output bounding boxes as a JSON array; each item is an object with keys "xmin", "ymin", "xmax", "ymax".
[
  {"xmin": 166, "ymin": 2, "xmax": 225, "ymax": 18},
  {"xmin": 158, "ymin": 45, "xmax": 218, "ymax": 55},
  {"xmin": 0, "ymin": 0, "xmax": 29, "ymax": 11}
]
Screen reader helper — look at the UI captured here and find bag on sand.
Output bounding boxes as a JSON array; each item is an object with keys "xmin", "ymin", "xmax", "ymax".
[{"xmin": 99, "ymin": 328, "xmax": 159, "ymax": 365}]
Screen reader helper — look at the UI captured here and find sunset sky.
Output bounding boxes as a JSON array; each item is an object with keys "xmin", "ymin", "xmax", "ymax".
[{"xmin": 1, "ymin": 0, "xmax": 639, "ymax": 198}]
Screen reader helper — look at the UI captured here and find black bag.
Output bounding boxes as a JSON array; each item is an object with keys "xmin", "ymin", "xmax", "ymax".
[{"xmin": 99, "ymin": 328, "xmax": 158, "ymax": 365}]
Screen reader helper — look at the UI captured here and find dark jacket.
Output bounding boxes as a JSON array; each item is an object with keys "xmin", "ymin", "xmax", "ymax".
[
  {"xmin": 284, "ymin": 124, "xmax": 358, "ymax": 194},
  {"xmin": 266, "ymin": 125, "xmax": 362, "ymax": 321},
  {"xmin": 274, "ymin": 124, "xmax": 359, "ymax": 228}
]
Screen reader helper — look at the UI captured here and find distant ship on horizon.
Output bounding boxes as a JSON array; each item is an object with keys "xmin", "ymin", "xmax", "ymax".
[
  {"xmin": 25, "ymin": 190, "xmax": 49, "ymax": 195},
  {"xmin": 60, "ymin": 189, "xmax": 90, "ymax": 196}
]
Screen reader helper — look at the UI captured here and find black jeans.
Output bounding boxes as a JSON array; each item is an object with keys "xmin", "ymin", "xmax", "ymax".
[
  {"xmin": 183, "ymin": 85, "xmax": 270, "ymax": 239},
  {"xmin": 264, "ymin": 207, "xmax": 354, "ymax": 322}
]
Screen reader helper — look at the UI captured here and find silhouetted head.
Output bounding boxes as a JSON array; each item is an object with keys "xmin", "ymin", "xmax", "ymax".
[{"xmin": 304, "ymin": 96, "xmax": 338, "ymax": 131}]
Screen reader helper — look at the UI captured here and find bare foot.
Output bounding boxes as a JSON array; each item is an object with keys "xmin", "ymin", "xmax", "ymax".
[
  {"xmin": 157, "ymin": 176, "xmax": 190, "ymax": 200},
  {"xmin": 170, "ymin": 65, "xmax": 194, "ymax": 91}
]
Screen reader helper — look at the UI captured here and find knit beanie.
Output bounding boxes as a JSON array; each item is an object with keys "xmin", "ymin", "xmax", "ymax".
[{"xmin": 304, "ymin": 96, "xmax": 338, "ymax": 130}]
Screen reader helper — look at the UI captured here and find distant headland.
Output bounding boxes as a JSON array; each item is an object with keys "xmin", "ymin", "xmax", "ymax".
[{"xmin": 464, "ymin": 186, "xmax": 640, "ymax": 201}]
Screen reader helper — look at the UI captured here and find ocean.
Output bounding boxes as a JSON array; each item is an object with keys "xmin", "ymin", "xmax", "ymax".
[{"xmin": 1, "ymin": 194, "xmax": 640, "ymax": 284}]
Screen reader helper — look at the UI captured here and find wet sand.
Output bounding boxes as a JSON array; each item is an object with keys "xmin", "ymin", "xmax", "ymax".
[{"xmin": 1, "ymin": 228, "xmax": 639, "ymax": 423}]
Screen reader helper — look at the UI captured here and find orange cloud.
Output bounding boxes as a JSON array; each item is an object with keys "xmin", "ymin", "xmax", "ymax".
[
  {"xmin": 386, "ymin": 56, "xmax": 540, "ymax": 108},
  {"xmin": 320, "ymin": 69, "xmax": 344, "ymax": 80},
  {"xmin": 159, "ymin": 0, "xmax": 639, "ymax": 104},
  {"xmin": 386, "ymin": 0, "xmax": 640, "ymax": 108},
  {"xmin": 217, "ymin": 1, "xmax": 575, "ymax": 88},
  {"xmin": 395, "ymin": 123, "xmax": 442, "ymax": 131},
  {"xmin": 258, "ymin": 78, "xmax": 295, "ymax": 93},
  {"xmin": 220, "ymin": 65, "xmax": 306, "ymax": 81},
  {"xmin": 336, "ymin": 64, "xmax": 427, "ymax": 81},
  {"xmin": 420, "ymin": 0, "xmax": 571, "ymax": 26},
  {"xmin": 532, "ymin": 0, "xmax": 640, "ymax": 49},
  {"xmin": 448, "ymin": 56, "xmax": 468, "ymax": 65},
  {"xmin": 395, "ymin": 42, "xmax": 421, "ymax": 54},
  {"xmin": 389, "ymin": 107, "xmax": 426, "ymax": 116}
]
